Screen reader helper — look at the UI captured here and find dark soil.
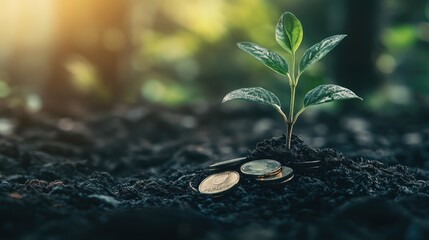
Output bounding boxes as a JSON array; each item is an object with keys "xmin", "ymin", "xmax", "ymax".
[{"xmin": 1, "ymin": 104, "xmax": 429, "ymax": 240}]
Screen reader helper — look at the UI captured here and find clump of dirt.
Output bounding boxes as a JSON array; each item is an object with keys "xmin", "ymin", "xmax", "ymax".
[{"xmin": 249, "ymin": 134, "xmax": 345, "ymax": 166}]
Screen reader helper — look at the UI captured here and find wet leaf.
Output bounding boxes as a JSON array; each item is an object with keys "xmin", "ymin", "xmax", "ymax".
[
  {"xmin": 304, "ymin": 84, "xmax": 362, "ymax": 107},
  {"xmin": 237, "ymin": 42, "xmax": 288, "ymax": 76},
  {"xmin": 222, "ymin": 87, "xmax": 281, "ymax": 109},
  {"xmin": 299, "ymin": 35, "xmax": 346, "ymax": 74},
  {"xmin": 275, "ymin": 12, "xmax": 303, "ymax": 53}
]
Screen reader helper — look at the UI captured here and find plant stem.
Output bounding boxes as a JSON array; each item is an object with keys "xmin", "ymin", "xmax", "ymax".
[
  {"xmin": 292, "ymin": 107, "xmax": 307, "ymax": 125},
  {"xmin": 290, "ymin": 53, "xmax": 296, "ymax": 85},
  {"xmin": 289, "ymin": 84, "xmax": 296, "ymax": 122},
  {"xmin": 286, "ymin": 85, "xmax": 296, "ymax": 149},
  {"xmin": 275, "ymin": 106, "xmax": 288, "ymax": 125},
  {"xmin": 286, "ymin": 53, "xmax": 297, "ymax": 149},
  {"xmin": 286, "ymin": 123, "xmax": 293, "ymax": 149}
]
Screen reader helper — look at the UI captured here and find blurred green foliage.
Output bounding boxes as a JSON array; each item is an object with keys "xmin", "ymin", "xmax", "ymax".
[
  {"xmin": 136, "ymin": 0, "xmax": 429, "ymax": 115},
  {"xmin": 0, "ymin": 0, "xmax": 429, "ymax": 115}
]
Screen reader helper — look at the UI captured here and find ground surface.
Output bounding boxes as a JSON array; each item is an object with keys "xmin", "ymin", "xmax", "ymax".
[{"xmin": 0, "ymin": 104, "xmax": 429, "ymax": 240}]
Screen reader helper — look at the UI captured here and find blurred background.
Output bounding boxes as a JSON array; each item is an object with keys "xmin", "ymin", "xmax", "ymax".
[{"xmin": 0, "ymin": 0, "xmax": 428, "ymax": 116}]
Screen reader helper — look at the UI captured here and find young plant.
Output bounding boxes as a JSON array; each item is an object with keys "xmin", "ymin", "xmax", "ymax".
[{"xmin": 222, "ymin": 12, "xmax": 362, "ymax": 149}]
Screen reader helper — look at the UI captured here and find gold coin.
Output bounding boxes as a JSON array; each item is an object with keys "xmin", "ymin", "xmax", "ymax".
[
  {"xmin": 240, "ymin": 159, "xmax": 281, "ymax": 177},
  {"xmin": 198, "ymin": 171, "xmax": 240, "ymax": 195}
]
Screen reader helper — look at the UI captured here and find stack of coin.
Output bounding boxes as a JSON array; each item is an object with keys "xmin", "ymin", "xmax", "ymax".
[
  {"xmin": 195, "ymin": 158, "xmax": 297, "ymax": 195},
  {"xmin": 255, "ymin": 166, "xmax": 294, "ymax": 187},
  {"xmin": 240, "ymin": 159, "xmax": 282, "ymax": 178},
  {"xmin": 240, "ymin": 159, "xmax": 294, "ymax": 187}
]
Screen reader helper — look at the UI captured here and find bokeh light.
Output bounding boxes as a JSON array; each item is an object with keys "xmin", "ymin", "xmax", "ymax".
[{"xmin": 0, "ymin": 0, "xmax": 427, "ymax": 115}]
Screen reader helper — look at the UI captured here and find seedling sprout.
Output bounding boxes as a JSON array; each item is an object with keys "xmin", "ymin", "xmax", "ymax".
[{"xmin": 222, "ymin": 12, "xmax": 362, "ymax": 149}]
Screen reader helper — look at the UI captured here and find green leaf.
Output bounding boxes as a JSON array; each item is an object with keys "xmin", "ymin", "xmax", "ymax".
[
  {"xmin": 222, "ymin": 87, "xmax": 281, "ymax": 109},
  {"xmin": 275, "ymin": 12, "xmax": 303, "ymax": 53},
  {"xmin": 304, "ymin": 84, "xmax": 362, "ymax": 107},
  {"xmin": 299, "ymin": 35, "xmax": 346, "ymax": 74},
  {"xmin": 237, "ymin": 42, "xmax": 288, "ymax": 76}
]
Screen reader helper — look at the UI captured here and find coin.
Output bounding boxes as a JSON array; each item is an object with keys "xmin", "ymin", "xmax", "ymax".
[
  {"xmin": 198, "ymin": 171, "xmax": 240, "ymax": 195},
  {"xmin": 240, "ymin": 159, "xmax": 282, "ymax": 178},
  {"xmin": 265, "ymin": 174, "xmax": 294, "ymax": 187},
  {"xmin": 288, "ymin": 160, "xmax": 323, "ymax": 169},
  {"xmin": 255, "ymin": 166, "xmax": 294, "ymax": 184},
  {"xmin": 189, "ymin": 181, "xmax": 199, "ymax": 193},
  {"xmin": 209, "ymin": 157, "xmax": 248, "ymax": 171}
]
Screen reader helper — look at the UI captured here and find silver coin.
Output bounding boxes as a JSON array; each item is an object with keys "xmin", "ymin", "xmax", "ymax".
[
  {"xmin": 240, "ymin": 159, "xmax": 281, "ymax": 177},
  {"xmin": 209, "ymin": 157, "xmax": 248, "ymax": 171},
  {"xmin": 256, "ymin": 166, "xmax": 294, "ymax": 184}
]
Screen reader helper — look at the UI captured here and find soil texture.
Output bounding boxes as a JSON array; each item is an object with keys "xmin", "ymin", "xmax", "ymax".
[{"xmin": 0, "ymin": 104, "xmax": 429, "ymax": 239}]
